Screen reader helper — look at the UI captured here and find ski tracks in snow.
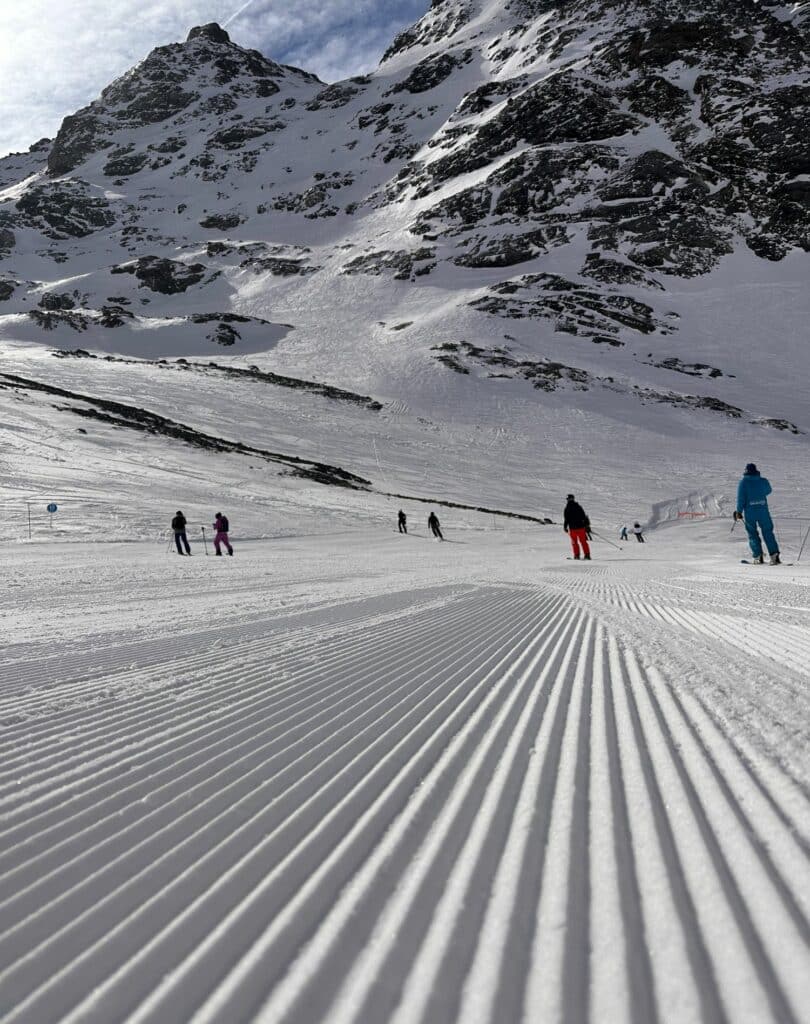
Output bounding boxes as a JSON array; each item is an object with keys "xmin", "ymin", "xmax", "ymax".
[{"xmin": 1, "ymin": 572, "xmax": 809, "ymax": 1023}]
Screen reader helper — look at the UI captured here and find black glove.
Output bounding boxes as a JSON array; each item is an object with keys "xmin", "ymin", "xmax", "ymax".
[
  {"xmin": 586, "ymin": 530, "xmax": 593, "ymax": 540},
  {"xmin": 733, "ymin": 511, "xmax": 742, "ymax": 522}
]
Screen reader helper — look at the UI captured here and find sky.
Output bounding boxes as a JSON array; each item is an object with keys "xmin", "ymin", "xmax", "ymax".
[{"xmin": 0, "ymin": 0, "xmax": 429, "ymax": 158}]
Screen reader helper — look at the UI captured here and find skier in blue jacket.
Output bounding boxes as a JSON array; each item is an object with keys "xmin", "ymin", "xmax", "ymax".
[{"xmin": 734, "ymin": 463, "xmax": 780, "ymax": 564}]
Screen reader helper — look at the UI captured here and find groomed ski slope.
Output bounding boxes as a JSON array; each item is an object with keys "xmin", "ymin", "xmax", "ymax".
[{"xmin": 2, "ymin": 525, "xmax": 809, "ymax": 1024}]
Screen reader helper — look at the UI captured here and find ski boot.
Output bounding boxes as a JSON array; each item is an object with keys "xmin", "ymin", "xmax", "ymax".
[
  {"xmin": 753, "ymin": 554, "xmax": 764, "ymax": 564},
  {"xmin": 584, "ymin": 554, "xmax": 591, "ymax": 560},
  {"xmin": 770, "ymin": 553, "xmax": 781, "ymax": 565}
]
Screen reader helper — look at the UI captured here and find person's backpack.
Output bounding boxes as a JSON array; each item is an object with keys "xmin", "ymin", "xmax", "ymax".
[{"xmin": 220, "ymin": 515, "xmax": 229, "ymax": 533}]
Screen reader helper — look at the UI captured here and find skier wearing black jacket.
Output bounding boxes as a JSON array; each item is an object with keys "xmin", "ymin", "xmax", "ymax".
[
  {"xmin": 171, "ymin": 511, "xmax": 191, "ymax": 555},
  {"xmin": 428, "ymin": 511, "xmax": 444, "ymax": 540},
  {"xmin": 563, "ymin": 494, "xmax": 591, "ymax": 560}
]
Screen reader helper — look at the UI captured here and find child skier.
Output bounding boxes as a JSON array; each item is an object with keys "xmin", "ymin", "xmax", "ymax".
[
  {"xmin": 564, "ymin": 494, "xmax": 591, "ymax": 560},
  {"xmin": 734, "ymin": 463, "xmax": 780, "ymax": 564},
  {"xmin": 213, "ymin": 512, "xmax": 233, "ymax": 556}
]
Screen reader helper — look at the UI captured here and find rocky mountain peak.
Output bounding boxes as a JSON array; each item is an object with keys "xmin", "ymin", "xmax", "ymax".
[
  {"xmin": 186, "ymin": 23, "xmax": 231, "ymax": 45},
  {"xmin": 43, "ymin": 24, "xmax": 320, "ymax": 177}
]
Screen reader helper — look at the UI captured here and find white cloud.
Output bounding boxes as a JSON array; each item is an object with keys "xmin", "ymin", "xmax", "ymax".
[{"xmin": 0, "ymin": 0, "xmax": 427, "ymax": 157}]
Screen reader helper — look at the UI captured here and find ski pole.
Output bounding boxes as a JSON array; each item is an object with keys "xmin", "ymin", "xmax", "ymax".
[
  {"xmin": 201, "ymin": 525, "xmax": 209, "ymax": 556},
  {"xmin": 590, "ymin": 528, "xmax": 623, "ymax": 551},
  {"xmin": 166, "ymin": 533, "xmax": 174, "ymax": 555},
  {"xmin": 797, "ymin": 525, "xmax": 810, "ymax": 564}
]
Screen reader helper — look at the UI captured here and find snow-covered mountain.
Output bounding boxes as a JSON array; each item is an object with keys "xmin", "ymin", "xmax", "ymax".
[{"xmin": 1, "ymin": 0, "xmax": 809, "ymax": 522}]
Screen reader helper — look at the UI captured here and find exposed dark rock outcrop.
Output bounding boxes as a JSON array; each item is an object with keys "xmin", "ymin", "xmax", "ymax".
[
  {"xmin": 187, "ymin": 23, "xmax": 231, "ymax": 44},
  {"xmin": 454, "ymin": 229, "xmax": 566, "ymax": 268},
  {"xmin": 306, "ymin": 80, "xmax": 366, "ymax": 110},
  {"xmin": 388, "ymin": 51, "xmax": 471, "ymax": 96},
  {"xmin": 15, "ymin": 181, "xmax": 115, "ymax": 238},
  {"xmin": 0, "ymin": 223, "xmax": 16, "ymax": 253},
  {"xmin": 103, "ymin": 150, "xmax": 149, "ymax": 176},
  {"xmin": 111, "ymin": 256, "xmax": 207, "ymax": 293},
  {"xmin": 38, "ymin": 291, "xmax": 77, "ymax": 311},
  {"xmin": 343, "ymin": 249, "xmax": 436, "ymax": 280},
  {"xmin": 419, "ymin": 74, "xmax": 639, "ymax": 188},
  {"xmin": 199, "ymin": 212, "xmax": 242, "ymax": 230},
  {"xmin": 644, "ymin": 356, "xmax": 726, "ymax": 379},
  {"xmin": 240, "ymin": 256, "xmax": 318, "ymax": 276},
  {"xmin": 471, "ymin": 274, "xmax": 666, "ymax": 343}
]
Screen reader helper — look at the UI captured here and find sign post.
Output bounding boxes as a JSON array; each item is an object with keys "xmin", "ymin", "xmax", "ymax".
[{"xmin": 47, "ymin": 502, "xmax": 58, "ymax": 529}]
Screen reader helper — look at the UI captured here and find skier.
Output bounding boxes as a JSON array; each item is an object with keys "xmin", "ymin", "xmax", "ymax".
[
  {"xmin": 734, "ymin": 463, "xmax": 780, "ymax": 564},
  {"xmin": 398, "ymin": 509, "xmax": 407, "ymax": 534},
  {"xmin": 564, "ymin": 494, "xmax": 591, "ymax": 560},
  {"xmin": 428, "ymin": 511, "xmax": 443, "ymax": 540},
  {"xmin": 213, "ymin": 511, "xmax": 233, "ymax": 556},
  {"xmin": 632, "ymin": 522, "xmax": 645, "ymax": 543},
  {"xmin": 171, "ymin": 510, "xmax": 191, "ymax": 555},
  {"xmin": 620, "ymin": 524, "xmax": 629, "ymax": 542}
]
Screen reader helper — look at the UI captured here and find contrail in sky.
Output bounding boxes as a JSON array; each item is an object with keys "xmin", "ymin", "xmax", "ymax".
[{"xmin": 223, "ymin": 0, "xmax": 262, "ymax": 27}]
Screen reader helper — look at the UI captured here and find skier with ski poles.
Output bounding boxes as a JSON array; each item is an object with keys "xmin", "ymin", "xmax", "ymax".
[
  {"xmin": 398, "ymin": 509, "xmax": 407, "ymax": 534},
  {"xmin": 213, "ymin": 512, "xmax": 233, "ymax": 556},
  {"xmin": 428, "ymin": 511, "xmax": 443, "ymax": 540},
  {"xmin": 632, "ymin": 522, "xmax": 645, "ymax": 543},
  {"xmin": 564, "ymin": 494, "xmax": 591, "ymax": 560},
  {"xmin": 734, "ymin": 463, "xmax": 780, "ymax": 564},
  {"xmin": 171, "ymin": 510, "xmax": 192, "ymax": 555}
]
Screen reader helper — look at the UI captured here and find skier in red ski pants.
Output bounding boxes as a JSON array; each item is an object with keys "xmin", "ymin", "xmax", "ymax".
[{"xmin": 563, "ymin": 494, "xmax": 591, "ymax": 560}]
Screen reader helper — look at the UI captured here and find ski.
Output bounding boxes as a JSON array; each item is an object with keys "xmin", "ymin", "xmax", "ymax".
[{"xmin": 740, "ymin": 560, "xmax": 794, "ymax": 566}]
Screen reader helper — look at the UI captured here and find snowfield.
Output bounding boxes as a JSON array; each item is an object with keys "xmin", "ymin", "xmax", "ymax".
[{"xmin": 2, "ymin": 524, "xmax": 809, "ymax": 1024}]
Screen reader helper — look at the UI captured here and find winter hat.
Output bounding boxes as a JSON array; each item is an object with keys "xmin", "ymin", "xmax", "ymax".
[
  {"xmin": 744, "ymin": 463, "xmax": 759, "ymax": 476},
  {"xmin": 566, "ymin": 494, "xmax": 575, "ymax": 501}
]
